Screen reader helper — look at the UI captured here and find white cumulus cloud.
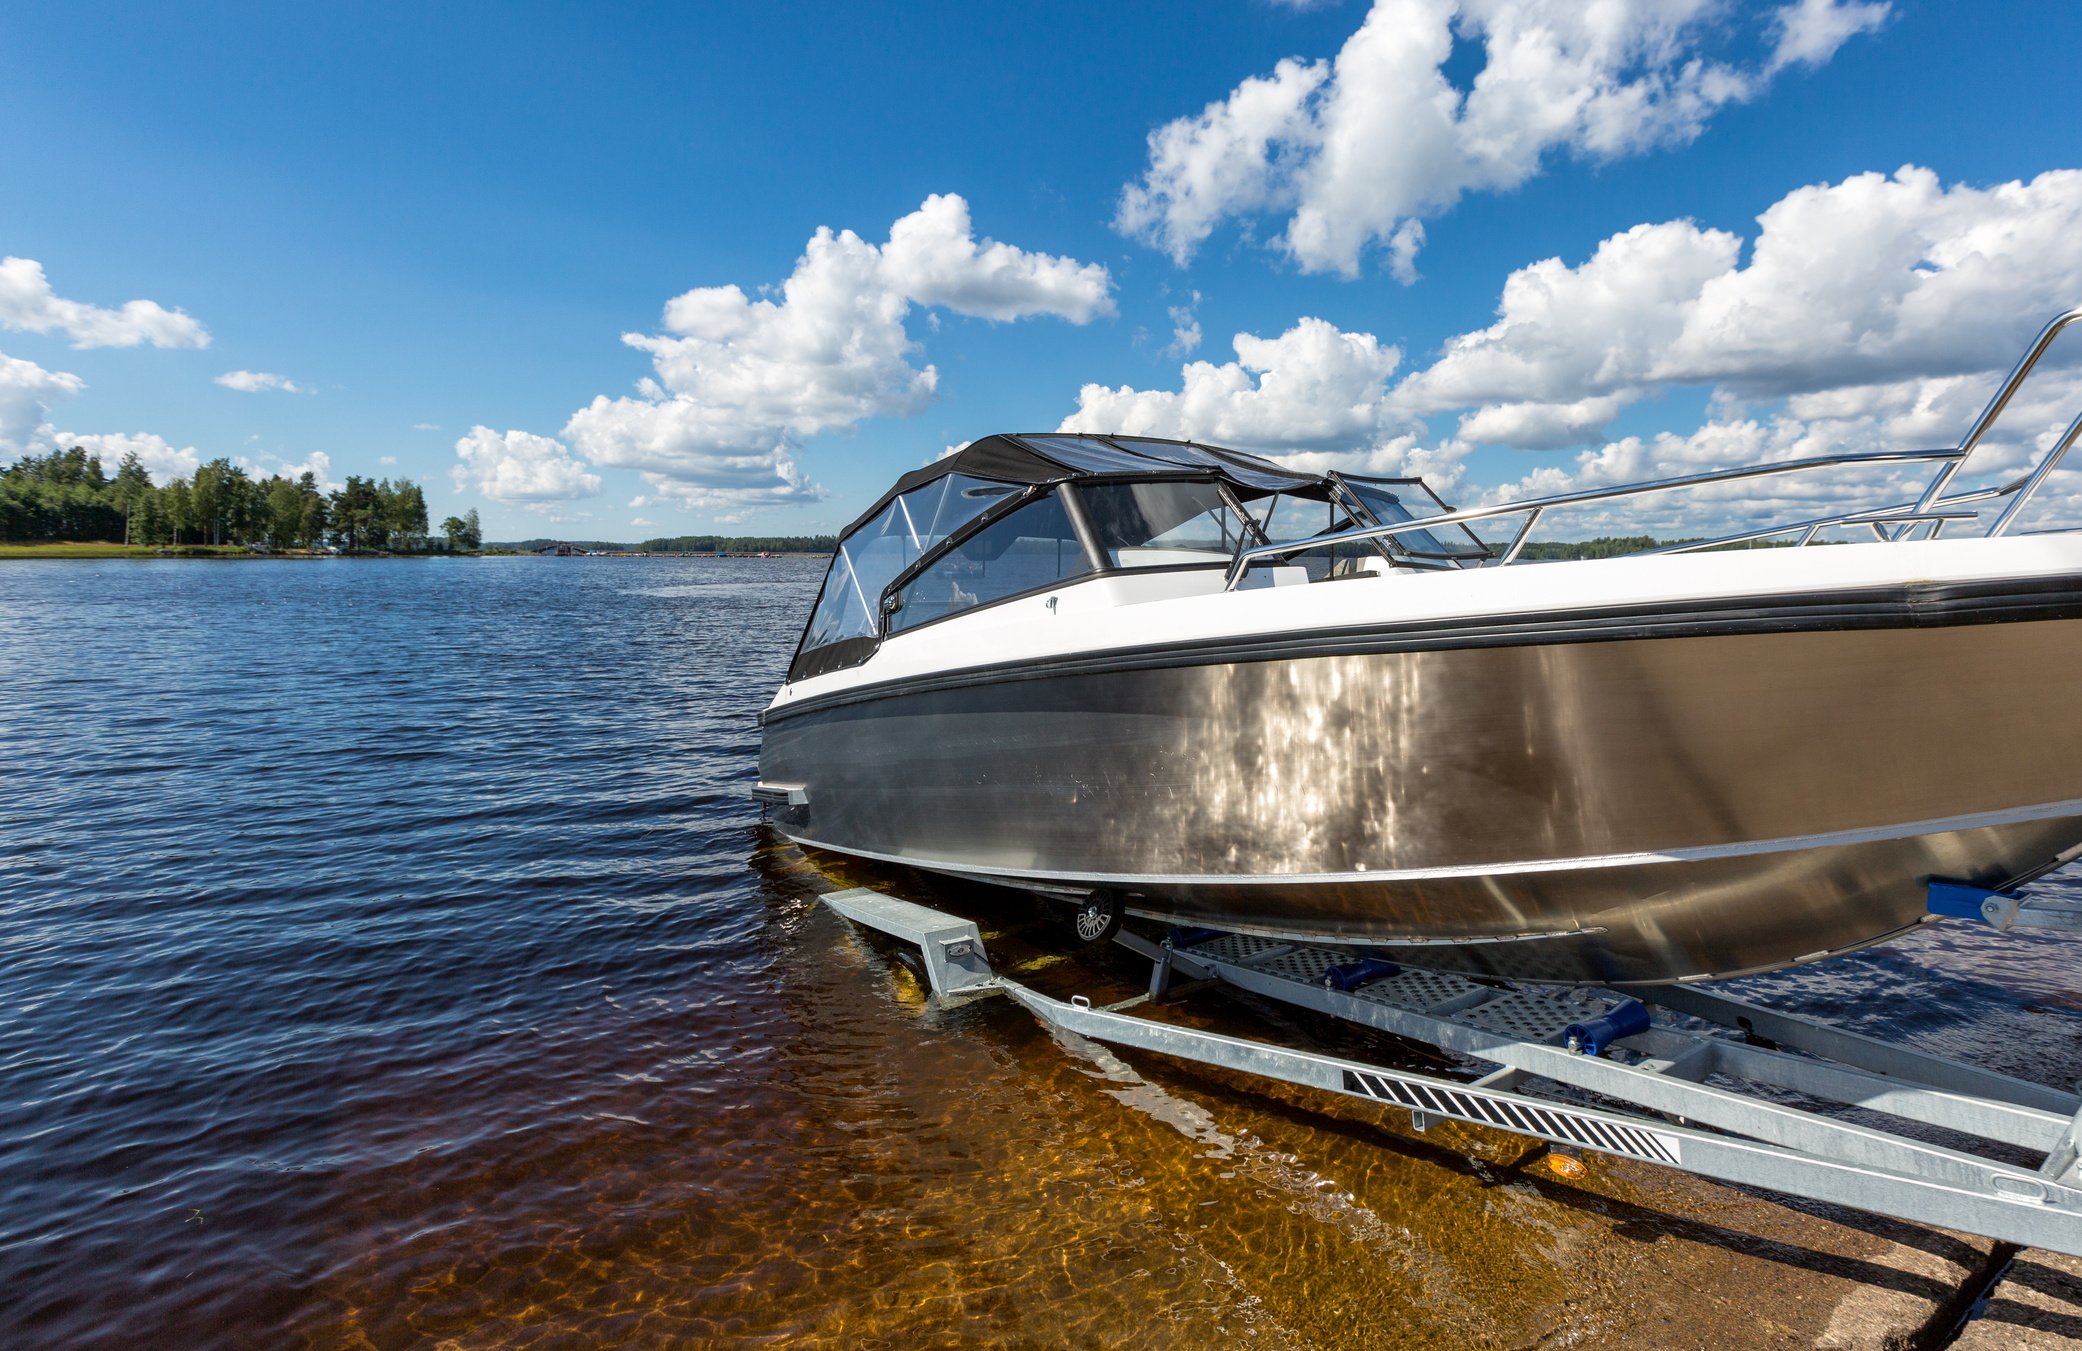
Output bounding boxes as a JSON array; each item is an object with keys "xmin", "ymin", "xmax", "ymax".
[
  {"xmin": 1067, "ymin": 163, "xmax": 2082, "ymax": 533},
  {"xmin": 241, "ymin": 448, "xmax": 339, "ymax": 491},
  {"xmin": 214, "ymin": 370, "xmax": 306, "ymax": 394},
  {"xmin": 54, "ymin": 430, "xmax": 202, "ymax": 484},
  {"xmin": 1282, "ymin": 433, "xmax": 1477, "ymax": 494},
  {"xmin": 1410, "ymin": 163, "xmax": 2082, "ymax": 532},
  {"xmin": 1165, "ymin": 291, "xmax": 1204, "ymax": 357},
  {"xmin": 559, "ymin": 193, "xmax": 1113, "ymax": 511},
  {"xmin": 878, "ymin": 193, "xmax": 1113, "ymax": 322},
  {"xmin": 1455, "ymin": 394, "xmax": 1636, "ymax": 450},
  {"xmin": 0, "ymin": 256, "xmax": 209, "ymax": 349},
  {"xmin": 1398, "ymin": 166, "xmax": 2082, "ymax": 447},
  {"xmin": 451, "ymin": 426, "xmax": 603, "ymax": 504},
  {"xmin": 1767, "ymin": 0, "xmax": 1890, "ymax": 74},
  {"xmin": 1058, "ymin": 317, "xmax": 1475, "ymax": 489},
  {"xmin": 563, "ymin": 396, "xmax": 823, "ymax": 511},
  {"xmin": 1118, "ymin": 0, "xmax": 1890, "ymax": 276},
  {"xmin": 1497, "ymin": 360, "xmax": 2082, "ymax": 526},
  {"xmin": 7, "ymin": 349, "xmax": 211, "ymax": 485},
  {"xmin": 0, "ymin": 351, "xmax": 86, "ymax": 453},
  {"xmin": 1063, "ymin": 317, "xmax": 1401, "ymax": 453},
  {"xmin": 1391, "ymin": 217, "xmax": 1741, "ymax": 421}
]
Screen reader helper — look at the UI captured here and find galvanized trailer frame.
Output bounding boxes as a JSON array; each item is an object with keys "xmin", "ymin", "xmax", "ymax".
[{"xmin": 821, "ymin": 885, "xmax": 2082, "ymax": 1258}]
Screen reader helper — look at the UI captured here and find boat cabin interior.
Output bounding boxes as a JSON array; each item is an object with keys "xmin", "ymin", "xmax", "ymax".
[{"xmin": 789, "ymin": 433, "xmax": 1489, "ymax": 681}]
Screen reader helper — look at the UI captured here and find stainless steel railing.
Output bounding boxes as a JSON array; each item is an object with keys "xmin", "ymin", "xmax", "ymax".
[
  {"xmin": 1225, "ymin": 306, "xmax": 2082, "ymax": 590},
  {"xmin": 1913, "ymin": 306, "xmax": 2082, "ymax": 519},
  {"xmin": 1225, "ymin": 449, "xmax": 1969, "ymax": 588}
]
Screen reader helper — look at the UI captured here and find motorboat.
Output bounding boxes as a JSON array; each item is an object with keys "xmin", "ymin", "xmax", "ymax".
[{"xmin": 757, "ymin": 310, "xmax": 2082, "ymax": 984}]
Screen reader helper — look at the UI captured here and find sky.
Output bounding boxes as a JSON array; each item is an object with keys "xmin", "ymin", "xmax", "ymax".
[{"xmin": 7, "ymin": 0, "xmax": 2082, "ymax": 542}]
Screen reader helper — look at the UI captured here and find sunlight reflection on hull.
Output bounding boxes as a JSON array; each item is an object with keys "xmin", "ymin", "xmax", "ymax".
[{"xmin": 764, "ymin": 619, "xmax": 2082, "ymax": 981}]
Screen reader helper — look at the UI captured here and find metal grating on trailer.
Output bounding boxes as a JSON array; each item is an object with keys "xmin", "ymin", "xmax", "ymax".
[
  {"xmin": 1457, "ymin": 988, "xmax": 1609, "ymax": 1043},
  {"xmin": 1194, "ymin": 933, "xmax": 1286, "ymax": 965},
  {"xmin": 1249, "ymin": 945, "xmax": 1327, "ymax": 983},
  {"xmin": 1358, "ymin": 967, "xmax": 1477, "ymax": 1012}
]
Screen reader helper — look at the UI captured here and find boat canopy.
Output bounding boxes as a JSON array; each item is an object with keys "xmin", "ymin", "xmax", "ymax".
[
  {"xmin": 840, "ymin": 434, "xmax": 1325, "ymax": 537},
  {"xmin": 790, "ymin": 433, "xmax": 1485, "ymax": 682}
]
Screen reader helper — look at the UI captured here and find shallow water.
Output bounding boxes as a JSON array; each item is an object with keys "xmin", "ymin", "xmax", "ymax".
[{"xmin": 4, "ymin": 555, "xmax": 2081, "ymax": 1348}]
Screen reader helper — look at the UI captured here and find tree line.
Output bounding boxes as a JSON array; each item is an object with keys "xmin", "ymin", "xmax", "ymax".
[
  {"xmin": 1511, "ymin": 535, "xmax": 1815, "ymax": 560},
  {"xmin": 1512, "ymin": 535, "xmax": 1682, "ymax": 561},
  {"xmin": 0, "ymin": 446, "xmax": 467, "ymax": 551},
  {"xmin": 638, "ymin": 533, "xmax": 838, "ymax": 553}
]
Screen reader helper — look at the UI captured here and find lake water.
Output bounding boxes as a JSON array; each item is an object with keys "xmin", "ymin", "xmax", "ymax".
[{"xmin": 6, "ymin": 556, "xmax": 2082, "ymax": 1349}]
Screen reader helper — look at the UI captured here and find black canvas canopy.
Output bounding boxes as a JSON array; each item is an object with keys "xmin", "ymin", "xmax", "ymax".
[{"xmin": 841, "ymin": 433, "xmax": 1327, "ymax": 537}]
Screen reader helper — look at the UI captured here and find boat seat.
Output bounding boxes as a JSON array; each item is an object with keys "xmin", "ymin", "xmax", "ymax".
[{"xmin": 1328, "ymin": 556, "xmax": 1403, "ymax": 580}]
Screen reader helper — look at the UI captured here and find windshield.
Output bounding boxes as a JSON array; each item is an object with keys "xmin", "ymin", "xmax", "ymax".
[
  {"xmin": 888, "ymin": 491, "xmax": 1094, "ymax": 632},
  {"xmin": 1076, "ymin": 480, "xmax": 1244, "ymax": 564},
  {"xmin": 1230, "ymin": 490, "xmax": 1377, "ymax": 580},
  {"xmin": 790, "ymin": 473, "xmax": 1021, "ymax": 678},
  {"xmin": 1342, "ymin": 480, "xmax": 1490, "ymax": 561}
]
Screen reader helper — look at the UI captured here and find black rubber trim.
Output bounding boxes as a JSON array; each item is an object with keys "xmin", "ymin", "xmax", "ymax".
[
  {"xmin": 762, "ymin": 573, "xmax": 2082, "ymax": 725},
  {"xmin": 788, "ymin": 634, "xmax": 878, "ymax": 682}
]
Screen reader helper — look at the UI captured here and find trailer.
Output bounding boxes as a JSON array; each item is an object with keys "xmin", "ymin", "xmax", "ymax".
[{"xmin": 819, "ymin": 883, "xmax": 2082, "ymax": 1258}]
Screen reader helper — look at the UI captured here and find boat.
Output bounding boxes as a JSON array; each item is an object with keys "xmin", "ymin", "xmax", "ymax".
[{"xmin": 756, "ymin": 309, "xmax": 2082, "ymax": 985}]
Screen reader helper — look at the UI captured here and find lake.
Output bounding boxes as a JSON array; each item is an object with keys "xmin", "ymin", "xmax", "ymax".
[{"xmin": 6, "ymin": 555, "xmax": 2082, "ymax": 1348}]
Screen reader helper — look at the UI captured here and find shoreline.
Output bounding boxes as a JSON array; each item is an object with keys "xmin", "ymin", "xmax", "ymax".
[
  {"xmin": 0, "ymin": 542, "xmax": 829, "ymax": 560},
  {"xmin": 0, "ymin": 543, "xmax": 457, "ymax": 560}
]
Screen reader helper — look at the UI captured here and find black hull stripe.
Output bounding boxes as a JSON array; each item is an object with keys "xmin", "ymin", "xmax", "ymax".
[{"xmin": 764, "ymin": 573, "xmax": 2082, "ymax": 725}]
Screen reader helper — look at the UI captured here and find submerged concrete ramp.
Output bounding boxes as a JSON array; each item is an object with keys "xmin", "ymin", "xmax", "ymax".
[
  {"xmin": 1952, "ymin": 1250, "xmax": 2082, "ymax": 1347},
  {"xmin": 818, "ymin": 879, "xmax": 2082, "ymax": 1347}
]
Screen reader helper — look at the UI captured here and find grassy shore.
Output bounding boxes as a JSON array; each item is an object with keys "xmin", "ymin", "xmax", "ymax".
[
  {"xmin": 0, "ymin": 542, "xmax": 438, "ymax": 559},
  {"xmin": 0, "ymin": 541, "xmax": 268, "ymax": 558},
  {"xmin": 0, "ymin": 541, "xmax": 835, "ymax": 560}
]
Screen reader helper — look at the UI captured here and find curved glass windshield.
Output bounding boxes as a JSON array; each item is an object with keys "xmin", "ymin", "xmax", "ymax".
[
  {"xmin": 1237, "ymin": 490, "xmax": 1377, "ymax": 581},
  {"xmin": 889, "ymin": 493, "xmax": 1094, "ymax": 633},
  {"xmin": 1077, "ymin": 481, "xmax": 1242, "ymax": 565},
  {"xmin": 1255, "ymin": 491, "xmax": 1344, "ymax": 545},
  {"xmin": 1344, "ymin": 480, "xmax": 1490, "ymax": 560},
  {"xmin": 896, "ymin": 473, "xmax": 1020, "ymax": 549},
  {"xmin": 792, "ymin": 473, "xmax": 1019, "ymax": 677}
]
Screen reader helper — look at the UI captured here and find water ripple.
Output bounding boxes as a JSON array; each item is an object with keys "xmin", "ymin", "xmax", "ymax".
[{"xmin": 7, "ymin": 555, "xmax": 2082, "ymax": 1349}]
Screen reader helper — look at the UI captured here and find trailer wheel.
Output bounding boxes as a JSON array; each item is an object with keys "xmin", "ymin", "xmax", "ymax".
[{"xmin": 1073, "ymin": 889, "xmax": 1123, "ymax": 944}]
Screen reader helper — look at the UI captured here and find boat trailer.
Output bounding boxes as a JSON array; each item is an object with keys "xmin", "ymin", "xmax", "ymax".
[{"xmin": 821, "ymin": 884, "xmax": 2082, "ymax": 1258}]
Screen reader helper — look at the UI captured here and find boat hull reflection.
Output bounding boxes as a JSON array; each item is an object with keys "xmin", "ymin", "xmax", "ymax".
[{"xmin": 760, "ymin": 618, "xmax": 2082, "ymax": 983}]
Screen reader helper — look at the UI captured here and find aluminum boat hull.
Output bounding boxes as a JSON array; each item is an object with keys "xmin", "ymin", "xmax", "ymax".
[{"xmin": 761, "ymin": 610, "xmax": 2082, "ymax": 984}]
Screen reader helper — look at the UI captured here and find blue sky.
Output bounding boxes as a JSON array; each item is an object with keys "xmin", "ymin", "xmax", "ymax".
[{"xmin": 7, "ymin": 0, "xmax": 2082, "ymax": 539}]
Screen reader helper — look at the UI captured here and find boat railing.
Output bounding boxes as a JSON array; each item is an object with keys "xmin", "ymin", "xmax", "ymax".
[
  {"xmin": 1914, "ymin": 305, "xmax": 2082, "ymax": 520},
  {"xmin": 1225, "ymin": 305, "xmax": 2082, "ymax": 591}
]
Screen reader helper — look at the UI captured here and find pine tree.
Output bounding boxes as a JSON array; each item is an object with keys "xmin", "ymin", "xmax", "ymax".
[
  {"xmin": 111, "ymin": 451, "xmax": 152, "ymax": 546},
  {"xmin": 329, "ymin": 476, "xmax": 377, "ymax": 551},
  {"xmin": 135, "ymin": 486, "xmax": 168, "ymax": 545},
  {"xmin": 298, "ymin": 474, "xmax": 328, "ymax": 548},
  {"xmin": 265, "ymin": 477, "xmax": 303, "ymax": 548},
  {"xmin": 165, "ymin": 479, "xmax": 192, "ymax": 546},
  {"xmin": 389, "ymin": 480, "xmax": 428, "ymax": 550}
]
